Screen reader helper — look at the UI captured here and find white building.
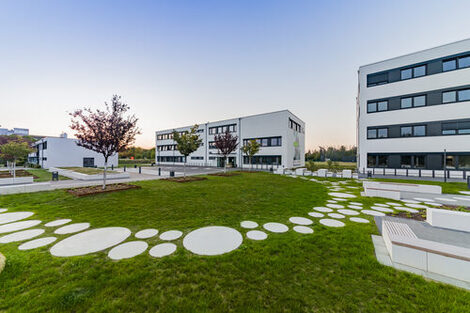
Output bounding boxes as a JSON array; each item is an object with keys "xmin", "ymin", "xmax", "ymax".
[
  {"xmin": 0, "ymin": 127, "xmax": 29, "ymax": 136},
  {"xmin": 357, "ymin": 39, "xmax": 470, "ymax": 171},
  {"xmin": 28, "ymin": 135, "xmax": 118, "ymax": 169},
  {"xmin": 155, "ymin": 110, "xmax": 305, "ymax": 169}
]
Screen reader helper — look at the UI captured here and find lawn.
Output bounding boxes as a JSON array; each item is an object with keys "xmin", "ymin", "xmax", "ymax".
[
  {"xmin": 0, "ymin": 169, "xmax": 70, "ymax": 182},
  {"xmin": 59, "ymin": 167, "xmax": 117, "ymax": 175},
  {"xmin": 0, "ymin": 173, "xmax": 469, "ymax": 312},
  {"xmin": 372, "ymin": 177, "xmax": 469, "ymax": 195}
]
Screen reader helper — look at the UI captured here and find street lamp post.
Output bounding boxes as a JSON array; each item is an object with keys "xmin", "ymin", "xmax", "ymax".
[{"xmin": 443, "ymin": 149, "xmax": 447, "ymax": 183}]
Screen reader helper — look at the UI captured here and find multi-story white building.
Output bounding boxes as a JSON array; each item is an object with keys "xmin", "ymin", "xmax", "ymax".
[
  {"xmin": 357, "ymin": 39, "xmax": 470, "ymax": 172},
  {"xmin": 155, "ymin": 110, "xmax": 305, "ymax": 169},
  {"xmin": 28, "ymin": 134, "xmax": 118, "ymax": 169},
  {"xmin": 0, "ymin": 127, "xmax": 29, "ymax": 136}
]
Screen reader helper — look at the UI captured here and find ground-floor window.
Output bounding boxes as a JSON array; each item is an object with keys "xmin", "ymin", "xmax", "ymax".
[
  {"xmin": 157, "ymin": 156, "xmax": 185, "ymax": 163},
  {"xmin": 367, "ymin": 153, "xmax": 470, "ymax": 170},
  {"xmin": 243, "ymin": 155, "xmax": 281, "ymax": 165}
]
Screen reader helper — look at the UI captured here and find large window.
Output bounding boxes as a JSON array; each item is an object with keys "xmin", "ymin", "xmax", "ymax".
[
  {"xmin": 377, "ymin": 155, "xmax": 388, "ymax": 167},
  {"xmin": 443, "ymin": 59, "xmax": 457, "ymax": 71},
  {"xmin": 413, "ymin": 125, "xmax": 426, "ymax": 136},
  {"xmin": 401, "ymin": 126, "xmax": 413, "ymax": 137},
  {"xmin": 378, "ymin": 128, "xmax": 388, "ymax": 138},
  {"xmin": 367, "ymin": 128, "xmax": 388, "ymax": 139},
  {"xmin": 401, "ymin": 65, "xmax": 426, "ymax": 80},
  {"xmin": 209, "ymin": 124, "xmax": 236, "ymax": 135},
  {"xmin": 243, "ymin": 155, "xmax": 282, "ymax": 165},
  {"xmin": 243, "ymin": 136, "xmax": 282, "ymax": 147},
  {"xmin": 367, "ymin": 155, "xmax": 376, "ymax": 167},
  {"xmin": 367, "ymin": 129, "xmax": 377, "ymax": 139},
  {"xmin": 400, "ymin": 125, "xmax": 426, "ymax": 137},
  {"xmin": 289, "ymin": 118, "xmax": 303, "ymax": 133},
  {"xmin": 458, "ymin": 89, "xmax": 470, "ymax": 101},
  {"xmin": 442, "ymin": 91, "xmax": 457, "ymax": 103},
  {"xmin": 443, "ymin": 55, "xmax": 470, "ymax": 72},
  {"xmin": 442, "ymin": 121, "xmax": 470, "ymax": 135},
  {"xmin": 401, "ymin": 95, "xmax": 426, "ymax": 109},
  {"xmin": 459, "ymin": 155, "xmax": 470, "ymax": 169},
  {"xmin": 401, "ymin": 155, "xmax": 412, "ymax": 168}
]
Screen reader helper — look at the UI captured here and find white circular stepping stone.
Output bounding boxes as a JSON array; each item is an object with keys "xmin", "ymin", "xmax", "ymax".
[
  {"xmin": 459, "ymin": 191, "xmax": 470, "ymax": 195},
  {"xmin": 0, "ymin": 212, "xmax": 34, "ymax": 225},
  {"xmin": 45, "ymin": 219, "xmax": 72, "ymax": 227},
  {"xmin": 405, "ymin": 203, "xmax": 429, "ymax": 209},
  {"xmin": 246, "ymin": 230, "xmax": 268, "ymax": 240},
  {"xmin": 337, "ymin": 209, "xmax": 359, "ymax": 216},
  {"xmin": 0, "ymin": 209, "xmax": 7, "ymax": 213},
  {"xmin": 149, "ymin": 243, "xmax": 177, "ymax": 257},
  {"xmin": 289, "ymin": 217, "xmax": 313, "ymax": 225},
  {"xmin": 159, "ymin": 230, "xmax": 183, "ymax": 241},
  {"xmin": 108, "ymin": 241, "xmax": 148, "ymax": 260},
  {"xmin": 402, "ymin": 199, "xmax": 421, "ymax": 204},
  {"xmin": 435, "ymin": 197, "xmax": 457, "ymax": 202},
  {"xmin": 54, "ymin": 223, "xmax": 90, "ymax": 235},
  {"xmin": 453, "ymin": 197, "xmax": 470, "ymax": 201},
  {"xmin": 348, "ymin": 205, "xmax": 363, "ymax": 210},
  {"xmin": 373, "ymin": 203, "xmax": 389, "ymax": 207},
  {"xmin": 308, "ymin": 212, "xmax": 324, "ymax": 218},
  {"xmin": 328, "ymin": 213, "xmax": 345, "ymax": 219},
  {"xmin": 349, "ymin": 202, "xmax": 362, "ymax": 206},
  {"xmin": 19, "ymin": 237, "xmax": 57, "ymax": 250},
  {"xmin": 319, "ymin": 219, "xmax": 345, "ymax": 227},
  {"xmin": 350, "ymin": 217, "xmax": 370, "ymax": 223},
  {"xmin": 135, "ymin": 228, "xmax": 158, "ymax": 239},
  {"xmin": 263, "ymin": 223, "xmax": 289, "ymax": 233},
  {"xmin": 394, "ymin": 207, "xmax": 419, "ymax": 213},
  {"xmin": 0, "ymin": 220, "xmax": 41, "ymax": 234},
  {"xmin": 386, "ymin": 202, "xmax": 401, "ymax": 206},
  {"xmin": 183, "ymin": 226, "xmax": 243, "ymax": 256},
  {"xmin": 371, "ymin": 206, "xmax": 394, "ymax": 213},
  {"xmin": 326, "ymin": 200, "xmax": 337, "ymax": 203},
  {"xmin": 0, "ymin": 229, "xmax": 45, "ymax": 243},
  {"xmin": 326, "ymin": 204, "xmax": 344, "ymax": 209},
  {"xmin": 413, "ymin": 197, "xmax": 434, "ymax": 202},
  {"xmin": 425, "ymin": 202, "xmax": 442, "ymax": 207},
  {"xmin": 293, "ymin": 226, "xmax": 313, "ymax": 234},
  {"xmin": 313, "ymin": 207, "xmax": 333, "ymax": 213},
  {"xmin": 50, "ymin": 227, "xmax": 131, "ymax": 257},
  {"xmin": 361, "ymin": 210, "xmax": 385, "ymax": 217},
  {"xmin": 332, "ymin": 198, "xmax": 348, "ymax": 202},
  {"xmin": 240, "ymin": 221, "xmax": 258, "ymax": 229},
  {"xmin": 328, "ymin": 192, "xmax": 356, "ymax": 198}
]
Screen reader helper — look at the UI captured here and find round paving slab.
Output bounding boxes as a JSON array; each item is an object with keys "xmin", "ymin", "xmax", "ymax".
[
  {"xmin": 326, "ymin": 204, "xmax": 344, "ymax": 209},
  {"xmin": 0, "ymin": 229, "xmax": 45, "ymax": 243},
  {"xmin": 293, "ymin": 226, "xmax": 314, "ymax": 234},
  {"xmin": 319, "ymin": 219, "xmax": 345, "ymax": 227},
  {"xmin": 149, "ymin": 243, "xmax": 177, "ymax": 257},
  {"xmin": 373, "ymin": 203, "xmax": 389, "ymax": 207},
  {"xmin": 18, "ymin": 237, "xmax": 57, "ymax": 250},
  {"xmin": 361, "ymin": 210, "xmax": 385, "ymax": 217},
  {"xmin": 0, "ymin": 220, "xmax": 41, "ymax": 234},
  {"xmin": 332, "ymin": 198, "xmax": 347, "ymax": 202},
  {"xmin": 328, "ymin": 213, "xmax": 345, "ymax": 219},
  {"xmin": 326, "ymin": 200, "xmax": 337, "ymax": 203},
  {"xmin": 0, "ymin": 212, "xmax": 34, "ymax": 225},
  {"xmin": 370, "ymin": 206, "xmax": 394, "ymax": 213},
  {"xmin": 313, "ymin": 207, "xmax": 333, "ymax": 213},
  {"xmin": 263, "ymin": 223, "xmax": 289, "ymax": 233},
  {"xmin": 50, "ymin": 227, "xmax": 131, "ymax": 257},
  {"xmin": 45, "ymin": 219, "xmax": 72, "ymax": 227},
  {"xmin": 425, "ymin": 202, "xmax": 442, "ymax": 206},
  {"xmin": 402, "ymin": 199, "xmax": 421, "ymax": 204},
  {"xmin": 405, "ymin": 203, "xmax": 429, "ymax": 209},
  {"xmin": 348, "ymin": 205, "xmax": 363, "ymax": 210},
  {"xmin": 350, "ymin": 217, "xmax": 370, "ymax": 223},
  {"xmin": 435, "ymin": 197, "xmax": 457, "ymax": 202},
  {"xmin": 289, "ymin": 217, "xmax": 313, "ymax": 225},
  {"xmin": 108, "ymin": 241, "xmax": 148, "ymax": 260},
  {"xmin": 159, "ymin": 230, "xmax": 183, "ymax": 241},
  {"xmin": 386, "ymin": 202, "xmax": 401, "ymax": 206},
  {"xmin": 183, "ymin": 226, "xmax": 243, "ymax": 256},
  {"xmin": 54, "ymin": 223, "xmax": 90, "ymax": 235},
  {"xmin": 459, "ymin": 191, "xmax": 470, "ymax": 195},
  {"xmin": 413, "ymin": 197, "xmax": 434, "ymax": 202},
  {"xmin": 349, "ymin": 202, "xmax": 362, "ymax": 206},
  {"xmin": 0, "ymin": 209, "xmax": 7, "ymax": 213},
  {"xmin": 246, "ymin": 230, "xmax": 268, "ymax": 240},
  {"xmin": 308, "ymin": 212, "xmax": 324, "ymax": 218},
  {"xmin": 240, "ymin": 221, "xmax": 258, "ymax": 229},
  {"xmin": 328, "ymin": 192, "xmax": 356, "ymax": 198},
  {"xmin": 337, "ymin": 209, "xmax": 360, "ymax": 216},
  {"xmin": 135, "ymin": 229, "xmax": 158, "ymax": 239}
]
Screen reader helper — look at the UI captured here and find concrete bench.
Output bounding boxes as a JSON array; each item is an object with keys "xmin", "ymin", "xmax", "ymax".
[
  {"xmin": 364, "ymin": 187, "xmax": 401, "ymax": 200},
  {"xmin": 0, "ymin": 176, "xmax": 34, "ymax": 186},
  {"xmin": 295, "ymin": 168, "xmax": 306, "ymax": 175},
  {"xmin": 382, "ymin": 220, "xmax": 470, "ymax": 283},
  {"xmin": 363, "ymin": 181, "xmax": 442, "ymax": 194},
  {"xmin": 342, "ymin": 170, "xmax": 352, "ymax": 178},
  {"xmin": 427, "ymin": 208, "xmax": 470, "ymax": 232},
  {"xmin": 317, "ymin": 169, "xmax": 327, "ymax": 177}
]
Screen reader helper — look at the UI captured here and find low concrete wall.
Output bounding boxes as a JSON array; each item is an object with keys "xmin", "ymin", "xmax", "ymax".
[
  {"xmin": 427, "ymin": 208, "xmax": 470, "ymax": 232},
  {"xmin": 363, "ymin": 181, "xmax": 442, "ymax": 194},
  {"xmin": 364, "ymin": 188, "xmax": 401, "ymax": 200},
  {"xmin": 0, "ymin": 176, "xmax": 34, "ymax": 186},
  {"xmin": 49, "ymin": 167, "xmax": 130, "ymax": 181},
  {"xmin": 0, "ymin": 182, "xmax": 52, "ymax": 195}
]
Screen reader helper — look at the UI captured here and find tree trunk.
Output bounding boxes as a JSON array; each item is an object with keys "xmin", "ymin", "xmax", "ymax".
[
  {"xmin": 250, "ymin": 156, "xmax": 252, "ymax": 172},
  {"xmin": 103, "ymin": 159, "xmax": 108, "ymax": 190},
  {"xmin": 13, "ymin": 160, "xmax": 16, "ymax": 179},
  {"xmin": 224, "ymin": 156, "xmax": 227, "ymax": 173},
  {"xmin": 184, "ymin": 156, "xmax": 186, "ymax": 179}
]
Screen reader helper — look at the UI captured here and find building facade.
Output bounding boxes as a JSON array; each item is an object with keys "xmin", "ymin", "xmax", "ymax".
[
  {"xmin": 357, "ymin": 39, "xmax": 470, "ymax": 171},
  {"xmin": 28, "ymin": 135, "xmax": 118, "ymax": 169},
  {"xmin": 0, "ymin": 127, "xmax": 29, "ymax": 136},
  {"xmin": 155, "ymin": 110, "xmax": 305, "ymax": 169}
]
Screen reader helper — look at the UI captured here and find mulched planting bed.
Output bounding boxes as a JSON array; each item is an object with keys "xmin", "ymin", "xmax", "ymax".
[
  {"xmin": 387, "ymin": 210, "xmax": 426, "ymax": 221},
  {"xmin": 163, "ymin": 176, "xmax": 208, "ymax": 183},
  {"xmin": 208, "ymin": 172, "xmax": 240, "ymax": 177},
  {"xmin": 0, "ymin": 170, "xmax": 38, "ymax": 179},
  {"xmin": 67, "ymin": 183, "xmax": 141, "ymax": 197}
]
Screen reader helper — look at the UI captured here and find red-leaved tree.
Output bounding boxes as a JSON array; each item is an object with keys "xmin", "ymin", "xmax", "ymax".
[
  {"xmin": 213, "ymin": 131, "xmax": 238, "ymax": 173},
  {"xmin": 70, "ymin": 95, "xmax": 140, "ymax": 189}
]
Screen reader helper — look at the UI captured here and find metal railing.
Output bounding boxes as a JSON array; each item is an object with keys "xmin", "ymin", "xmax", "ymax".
[{"xmin": 362, "ymin": 167, "xmax": 470, "ymax": 181}]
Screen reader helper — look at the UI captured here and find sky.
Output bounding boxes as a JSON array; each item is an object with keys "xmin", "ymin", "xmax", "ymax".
[{"xmin": 1, "ymin": 0, "xmax": 470, "ymax": 150}]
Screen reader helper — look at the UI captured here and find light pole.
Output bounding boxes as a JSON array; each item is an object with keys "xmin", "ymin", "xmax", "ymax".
[{"xmin": 443, "ymin": 149, "xmax": 447, "ymax": 183}]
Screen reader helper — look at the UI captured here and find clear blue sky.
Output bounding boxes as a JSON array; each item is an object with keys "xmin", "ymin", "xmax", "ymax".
[{"xmin": 1, "ymin": 0, "xmax": 470, "ymax": 149}]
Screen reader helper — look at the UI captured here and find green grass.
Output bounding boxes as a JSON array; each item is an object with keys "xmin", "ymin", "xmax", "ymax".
[
  {"xmin": 372, "ymin": 178, "xmax": 469, "ymax": 195},
  {"xmin": 0, "ymin": 173, "xmax": 469, "ymax": 312},
  {"xmin": 306, "ymin": 161, "xmax": 357, "ymax": 171},
  {"xmin": 59, "ymin": 167, "xmax": 117, "ymax": 175},
  {"xmin": 26, "ymin": 169, "xmax": 71, "ymax": 182}
]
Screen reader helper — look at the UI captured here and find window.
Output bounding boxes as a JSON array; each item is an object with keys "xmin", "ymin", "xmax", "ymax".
[
  {"xmin": 209, "ymin": 124, "xmax": 236, "ymax": 135},
  {"xmin": 377, "ymin": 128, "xmax": 388, "ymax": 138},
  {"xmin": 458, "ymin": 89, "xmax": 470, "ymax": 101},
  {"xmin": 446, "ymin": 155, "xmax": 456, "ymax": 169},
  {"xmin": 243, "ymin": 136, "xmax": 282, "ymax": 147},
  {"xmin": 42, "ymin": 141, "xmax": 47, "ymax": 150},
  {"xmin": 459, "ymin": 155, "xmax": 470, "ymax": 169},
  {"xmin": 442, "ymin": 91, "xmax": 457, "ymax": 103},
  {"xmin": 208, "ymin": 141, "xmax": 217, "ymax": 149},
  {"xmin": 414, "ymin": 95, "xmax": 426, "ymax": 107},
  {"xmin": 413, "ymin": 125, "xmax": 426, "ymax": 136},
  {"xmin": 401, "ymin": 68, "xmax": 412, "ymax": 80},
  {"xmin": 401, "ymin": 97, "xmax": 412, "ymax": 109},
  {"xmin": 289, "ymin": 118, "xmax": 303, "ymax": 133},
  {"xmin": 367, "ymin": 155, "xmax": 376, "ymax": 167},
  {"xmin": 401, "ymin": 95, "xmax": 426, "ymax": 109},
  {"xmin": 243, "ymin": 155, "xmax": 282, "ymax": 165},
  {"xmin": 367, "ymin": 129, "xmax": 377, "ymax": 139},
  {"xmin": 367, "ymin": 72, "xmax": 388, "ymax": 87},
  {"xmin": 401, "ymin": 126, "xmax": 413, "ymax": 137},
  {"xmin": 413, "ymin": 155, "xmax": 426, "ymax": 168},
  {"xmin": 377, "ymin": 101, "xmax": 388, "ymax": 111},
  {"xmin": 458, "ymin": 55, "xmax": 470, "ymax": 69},
  {"xmin": 442, "ymin": 122, "xmax": 458, "ymax": 135},
  {"xmin": 378, "ymin": 155, "xmax": 387, "ymax": 167},
  {"xmin": 367, "ymin": 102, "xmax": 377, "ymax": 113},
  {"xmin": 401, "ymin": 155, "xmax": 412, "ymax": 168},
  {"xmin": 191, "ymin": 156, "xmax": 204, "ymax": 160},
  {"xmin": 443, "ymin": 59, "xmax": 457, "ymax": 71},
  {"xmin": 413, "ymin": 65, "xmax": 426, "ymax": 77}
]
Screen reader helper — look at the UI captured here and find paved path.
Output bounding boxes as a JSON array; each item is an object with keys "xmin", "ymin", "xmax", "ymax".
[{"xmin": 400, "ymin": 191, "xmax": 470, "ymax": 207}]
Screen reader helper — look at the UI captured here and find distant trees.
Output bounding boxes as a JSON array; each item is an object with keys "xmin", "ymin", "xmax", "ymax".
[
  {"xmin": 172, "ymin": 125, "xmax": 203, "ymax": 178},
  {"xmin": 242, "ymin": 139, "xmax": 260, "ymax": 171},
  {"xmin": 0, "ymin": 141, "xmax": 33, "ymax": 178},
  {"xmin": 214, "ymin": 131, "xmax": 238, "ymax": 173},
  {"xmin": 305, "ymin": 145, "xmax": 357, "ymax": 162},
  {"xmin": 70, "ymin": 95, "xmax": 140, "ymax": 190},
  {"xmin": 119, "ymin": 147, "xmax": 155, "ymax": 160}
]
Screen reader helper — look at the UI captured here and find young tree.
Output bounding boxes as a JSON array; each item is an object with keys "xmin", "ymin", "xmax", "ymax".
[
  {"xmin": 70, "ymin": 95, "xmax": 140, "ymax": 190},
  {"xmin": 213, "ymin": 131, "xmax": 238, "ymax": 173},
  {"xmin": 172, "ymin": 125, "xmax": 203, "ymax": 179},
  {"xmin": 242, "ymin": 139, "xmax": 260, "ymax": 171},
  {"xmin": 0, "ymin": 141, "xmax": 33, "ymax": 178}
]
